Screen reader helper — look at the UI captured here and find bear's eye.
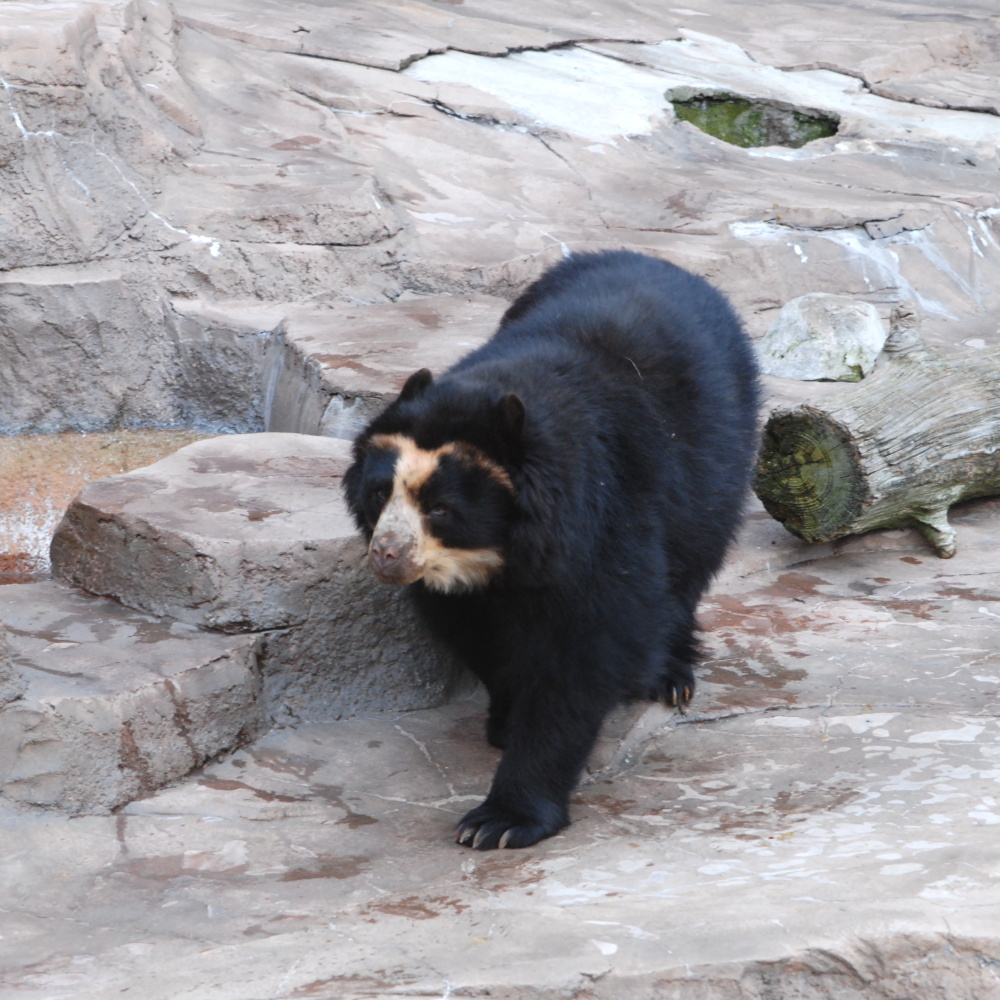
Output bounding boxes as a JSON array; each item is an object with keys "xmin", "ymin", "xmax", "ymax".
[
  {"xmin": 428, "ymin": 504, "xmax": 453, "ymax": 520},
  {"xmin": 371, "ymin": 485, "xmax": 390, "ymax": 505}
]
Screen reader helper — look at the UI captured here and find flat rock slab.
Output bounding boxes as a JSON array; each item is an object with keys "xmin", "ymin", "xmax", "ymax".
[
  {"xmin": 0, "ymin": 581, "xmax": 262, "ymax": 814},
  {"xmin": 51, "ymin": 432, "xmax": 463, "ymax": 722},
  {"xmin": 5, "ymin": 500, "xmax": 1000, "ymax": 997},
  {"xmin": 168, "ymin": 291, "xmax": 506, "ymax": 439}
]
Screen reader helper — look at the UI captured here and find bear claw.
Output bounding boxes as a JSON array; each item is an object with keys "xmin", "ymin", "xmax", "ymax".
[
  {"xmin": 655, "ymin": 667, "xmax": 695, "ymax": 713},
  {"xmin": 456, "ymin": 800, "xmax": 567, "ymax": 850}
]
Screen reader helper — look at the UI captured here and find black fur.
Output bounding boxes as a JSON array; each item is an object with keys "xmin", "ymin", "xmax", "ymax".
[{"xmin": 344, "ymin": 250, "xmax": 760, "ymax": 850}]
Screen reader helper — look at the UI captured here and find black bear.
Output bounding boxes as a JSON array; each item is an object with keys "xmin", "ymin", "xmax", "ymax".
[{"xmin": 343, "ymin": 250, "xmax": 760, "ymax": 850}]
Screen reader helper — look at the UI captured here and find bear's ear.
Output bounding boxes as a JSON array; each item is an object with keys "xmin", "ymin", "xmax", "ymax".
[
  {"xmin": 398, "ymin": 368, "xmax": 433, "ymax": 403},
  {"xmin": 497, "ymin": 392, "xmax": 525, "ymax": 442}
]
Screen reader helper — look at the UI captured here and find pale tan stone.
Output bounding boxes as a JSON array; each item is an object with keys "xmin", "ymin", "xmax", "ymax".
[{"xmin": 2, "ymin": 1, "xmax": 1000, "ymax": 995}]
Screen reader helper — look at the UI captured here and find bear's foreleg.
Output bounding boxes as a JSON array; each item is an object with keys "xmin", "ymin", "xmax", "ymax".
[
  {"xmin": 456, "ymin": 680, "xmax": 615, "ymax": 850},
  {"xmin": 651, "ymin": 617, "xmax": 701, "ymax": 710}
]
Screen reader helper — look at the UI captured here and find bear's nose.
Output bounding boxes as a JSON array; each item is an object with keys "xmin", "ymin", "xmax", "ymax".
[
  {"xmin": 370, "ymin": 539, "xmax": 401, "ymax": 571},
  {"xmin": 369, "ymin": 535, "xmax": 418, "ymax": 583}
]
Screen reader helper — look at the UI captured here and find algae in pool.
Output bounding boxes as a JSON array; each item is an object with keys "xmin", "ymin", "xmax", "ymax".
[{"xmin": 673, "ymin": 95, "xmax": 838, "ymax": 149}]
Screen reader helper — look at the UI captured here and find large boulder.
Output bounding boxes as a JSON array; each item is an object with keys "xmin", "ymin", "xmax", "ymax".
[{"xmin": 50, "ymin": 433, "xmax": 464, "ymax": 723}]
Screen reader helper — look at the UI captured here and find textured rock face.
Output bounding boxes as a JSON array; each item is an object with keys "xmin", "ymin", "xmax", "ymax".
[
  {"xmin": 3, "ymin": 1, "xmax": 1000, "ymax": 994},
  {"xmin": 0, "ymin": 265, "xmax": 177, "ymax": 433},
  {"xmin": 50, "ymin": 433, "xmax": 464, "ymax": 722},
  {"xmin": 757, "ymin": 293, "xmax": 888, "ymax": 381},
  {"xmin": 0, "ymin": 617, "xmax": 24, "ymax": 706},
  {"xmin": 260, "ymin": 295, "xmax": 504, "ymax": 437},
  {"xmin": 0, "ymin": 582, "xmax": 263, "ymax": 813}
]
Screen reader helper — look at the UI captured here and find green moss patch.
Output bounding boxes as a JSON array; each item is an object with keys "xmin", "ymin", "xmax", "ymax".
[{"xmin": 672, "ymin": 94, "xmax": 838, "ymax": 149}]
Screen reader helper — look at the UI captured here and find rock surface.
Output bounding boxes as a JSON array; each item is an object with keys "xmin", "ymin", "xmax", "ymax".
[
  {"xmin": 266, "ymin": 294, "xmax": 504, "ymax": 438},
  {"xmin": 4, "ymin": 498, "xmax": 1000, "ymax": 997},
  {"xmin": 50, "ymin": 432, "xmax": 465, "ymax": 722},
  {"xmin": 0, "ymin": 581, "xmax": 263, "ymax": 813},
  {"xmin": 3, "ymin": 0, "xmax": 1000, "ymax": 995},
  {"xmin": 0, "ymin": 264, "xmax": 175, "ymax": 434},
  {"xmin": 757, "ymin": 293, "xmax": 888, "ymax": 381},
  {"xmin": 0, "ymin": 617, "xmax": 24, "ymax": 706}
]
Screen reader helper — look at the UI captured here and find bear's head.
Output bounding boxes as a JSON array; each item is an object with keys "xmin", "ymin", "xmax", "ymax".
[{"xmin": 343, "ymin": 368, "xmax": 523, "ymax": 593}]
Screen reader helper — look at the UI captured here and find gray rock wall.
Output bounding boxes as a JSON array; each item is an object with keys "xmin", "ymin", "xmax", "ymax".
[
  {"xmin": 0, "ymin": 582, "xmax": 265, "ymax": 813},
  {"xmin": 0, "ymin": 265, "xmax": 177, "ymax": 433},
  {"xmin": 0, "ymin": 0, "xmax": 404, "ymax": 435}
]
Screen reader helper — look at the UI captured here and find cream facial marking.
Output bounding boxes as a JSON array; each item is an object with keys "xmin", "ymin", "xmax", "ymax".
[
  {"xmin": 369, "ymin": 434, "xmax": 515, "ymax": 496},
  {"xmin": 366, "ymin": 434, "xmax": 510, "ymax": 592},
  {"xmin": 421, "ymin": 538, "xmax": 506, "ymax": 593}
]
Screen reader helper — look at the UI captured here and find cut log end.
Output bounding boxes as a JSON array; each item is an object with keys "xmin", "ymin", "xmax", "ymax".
[{"xmin": 755, "ymin": 406, "xmax": 869, "ymax": 543}]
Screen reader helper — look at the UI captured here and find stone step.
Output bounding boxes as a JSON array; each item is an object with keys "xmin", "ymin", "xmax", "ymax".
[
  {"xmin": 265, "ymin": 294, "xmax": 504, "ymax": 438},
  {"xmin": 170, "ymin": 293, "xmax": 504, "ymax": 440},
  {"xmin": 0, "ymin": 580, "xmax": 263, "ymax": 814},
  {"xmin": 50, "ymin": 432, "xmax": 463, "ymax": 724}
]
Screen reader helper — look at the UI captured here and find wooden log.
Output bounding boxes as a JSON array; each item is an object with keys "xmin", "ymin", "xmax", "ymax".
[{"xmin": 754, "ymin": 306, "xmax": 1000, "ymax": 558}]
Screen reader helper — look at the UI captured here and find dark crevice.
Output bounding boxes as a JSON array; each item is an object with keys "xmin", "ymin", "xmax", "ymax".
[
  {"xmin": 868, "ymin": 86, "xmax": 999, "ymax": 117},
  {"xmin": 425, "ymin": 99, "xmax": 513, "ymax": 130},
  {"xmin": 287, "ymin": 36, "xmax": 653, "ymax": 75},
  {"xmin": 533, "ymin": 133, "xmax": 609, "ymax": 228},
  {"xmin": 401, "ymin": 37, "xmax": 654, "ymax": 69},
  {"xmin": 760, "ymin": 213, "xmax": 934, "ymax": 238}
]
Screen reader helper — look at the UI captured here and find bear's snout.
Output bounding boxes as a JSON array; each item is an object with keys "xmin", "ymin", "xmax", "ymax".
[
  {"xmin": 369, "ymin": 492, "xmax": 425, "ymax": 585},
  {"xmin": 370, "ymin": 533, "xmax": 421, "ymax": 584}
]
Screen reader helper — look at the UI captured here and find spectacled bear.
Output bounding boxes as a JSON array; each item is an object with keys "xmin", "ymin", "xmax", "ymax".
[{"xmin": 344, "ymin": 250, "xmax": 760, "ymax": 850}]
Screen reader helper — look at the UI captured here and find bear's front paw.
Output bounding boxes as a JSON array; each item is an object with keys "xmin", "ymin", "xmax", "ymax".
[
  {"xmin": 456, "ymin": 799, "xmax": 567, "ymax": 850},
  {"xmin": 654, "ymin": 661, "xmax": 695, "ymax": 711}
]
